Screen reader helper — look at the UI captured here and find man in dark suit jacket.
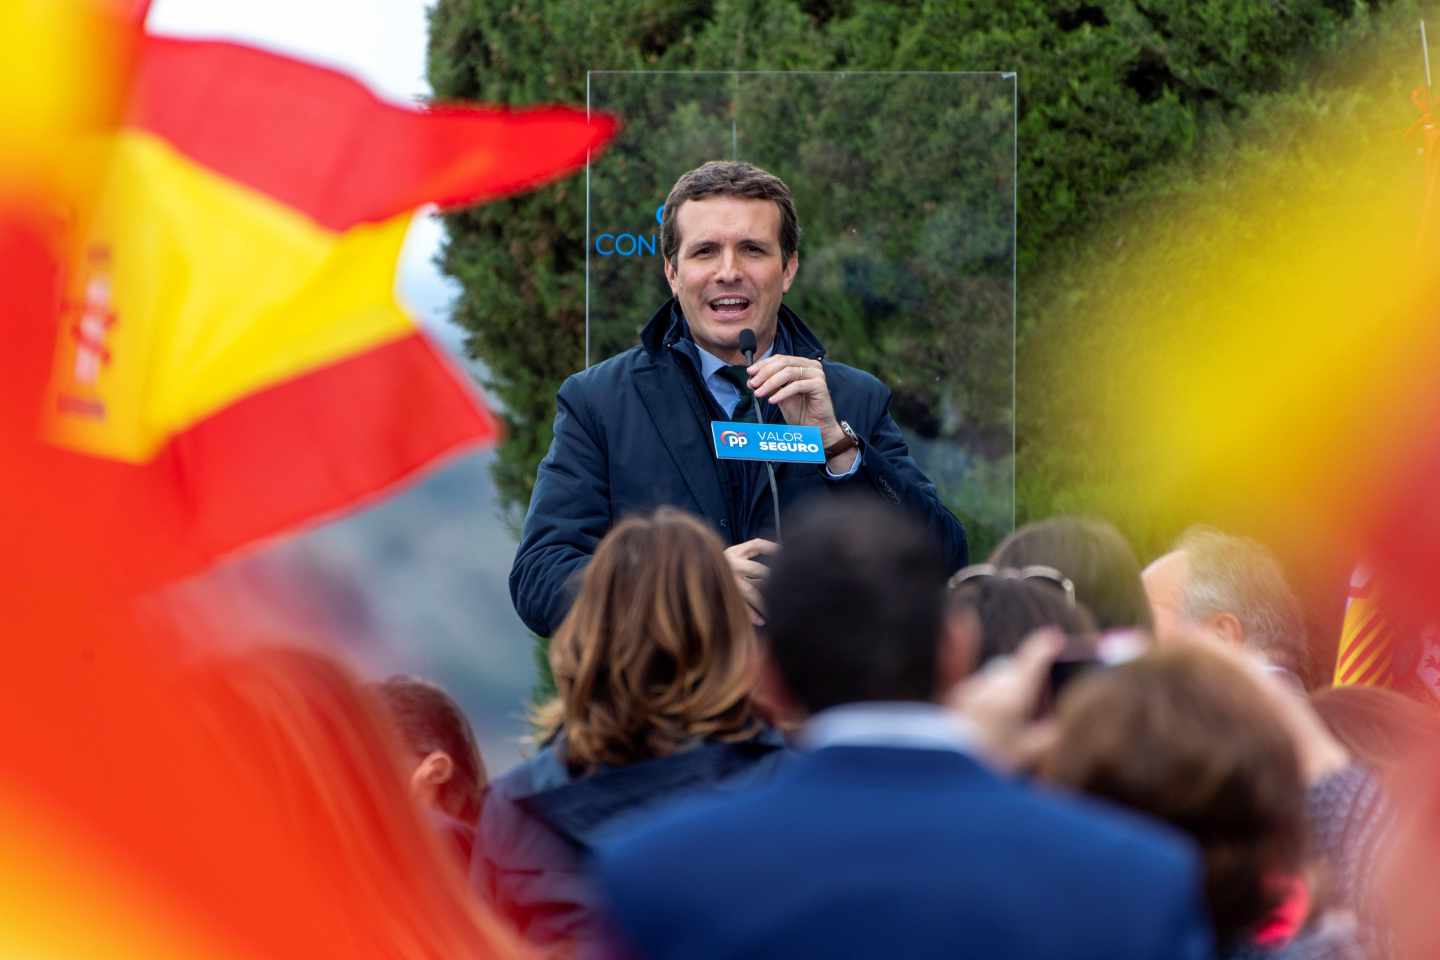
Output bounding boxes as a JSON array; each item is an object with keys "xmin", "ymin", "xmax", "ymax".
[
  {"xmin": 510, "ymin": 161, "xmax": 967, "ymax": 637},
  {"xmin": 592, "ymin": 502, "xmax": 1215, "ymax": 960}
]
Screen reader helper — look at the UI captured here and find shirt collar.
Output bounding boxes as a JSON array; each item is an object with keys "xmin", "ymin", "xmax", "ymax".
[
  {"xmin": 671, "ymin": 303, "xmax": 785, "ymax": 379},
  {"xmin": 694, "ymin": 338, "xmax": 775, "ymax": 385},
  {"xmin": 800, "ymin": 701, "xmax": 976, "ymax": 753}
]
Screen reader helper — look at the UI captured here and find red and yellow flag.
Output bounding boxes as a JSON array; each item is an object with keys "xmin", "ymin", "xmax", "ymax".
[
  {"xmin": 1, "ymin": 9, "xmax": 610, "ymax": 957},
  {"xmin": 16, "ymin": 34, "xmax": 615, "ymax": 590},
  {"xmin": 1333, "ymin": 567, "xmax": 1394, "ymax": 689}
]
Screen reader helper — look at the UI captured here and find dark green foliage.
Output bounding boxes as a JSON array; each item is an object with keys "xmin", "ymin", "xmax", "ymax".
[{"xmin": 429, "ymin": 0, "xmax": 1413, "ymax": 565}]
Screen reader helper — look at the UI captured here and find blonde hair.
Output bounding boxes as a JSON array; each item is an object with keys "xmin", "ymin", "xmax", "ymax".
[{"xmin": 535, "ymin": 508, "xmax": 762, "ymax": 771}]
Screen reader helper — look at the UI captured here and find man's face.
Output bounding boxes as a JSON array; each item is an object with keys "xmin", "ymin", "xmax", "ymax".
[
  {"xmin": 1142, "ymin": 550, "xmax": 1195, "ymax": 644},
  {"xmin": 664, "ymin": 196, "xmax": 798, "ymax": 363}
]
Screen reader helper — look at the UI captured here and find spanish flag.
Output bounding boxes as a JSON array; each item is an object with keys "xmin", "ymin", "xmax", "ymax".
[
  {"xmin": 22, "ymin": 34, "xmax": 614, "ymax": 589},
  {"xmin": 2, "ymin": 14, "xmax": 604, "ymax": 955}
]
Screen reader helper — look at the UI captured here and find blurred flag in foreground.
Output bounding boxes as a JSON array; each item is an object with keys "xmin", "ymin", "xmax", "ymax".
[
  {"xmin": 0, "ymin": 6, "xmax": 611, "ymax": 957},
  {"xmin": 10, "ymin": 30, "xmax": 615, "ymax": 596},
  {"xmin": 1032, "ymin": 20, "xmax": 1440, "ymax": 687},
  {"xmin": 1329, "ymin": 78, "xmax": 1440, "ymax": 701}
]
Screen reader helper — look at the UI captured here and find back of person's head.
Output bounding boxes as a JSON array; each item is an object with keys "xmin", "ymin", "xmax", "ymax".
[
  {"xmin": 989, "ymin": 516, "xmax": 1152, "ymax": 632},
  {"xmin": 946, "ymin": 574, "xmax": 1098, "ymax": 667},
  {"xmin": 1040, "ymin": 644, "xmax": 1305, "ymax": 950},
  {"xmin": 375, "ymin": 675, "xmax": 487, "ymax": 824},
  {"xmin": 1311, "ymin": 685, "xmax": 1440, "ymax": 773},
  {"xmin": 185, "ymin": 647, "xmax": 520, "ymax": 958},
  {"xmin": 538, "ymin": 507, "xmax": 762, "ymax": 772},
  {"xmin": 764, "ymin": 499, "xmax": 947, "ymax": 713},
  {"xmin": 1160, "ymin": 526, "xmax": 1311, "ymax": 686}
]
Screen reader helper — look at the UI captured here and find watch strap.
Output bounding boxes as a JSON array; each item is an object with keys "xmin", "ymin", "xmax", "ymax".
[{"xmin": 824, "ymin": 420, "xmax": 860, "ymax": 459}]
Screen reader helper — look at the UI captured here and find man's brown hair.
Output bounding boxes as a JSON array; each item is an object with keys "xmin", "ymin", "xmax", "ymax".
[
  {"xmin": 376, "ymin": 675, "xmax": 487, "ymax": 823},
  {"xmin": 1041, "ymin": 645, "xmax": 1306, "ymax": 949},
  {"xmin": 660, "ymin": 160, "xmax": 800, "ymax": 267},
  {"xmin": 534, "ymin": 508, "xmax": 763, "ymax": 772}
]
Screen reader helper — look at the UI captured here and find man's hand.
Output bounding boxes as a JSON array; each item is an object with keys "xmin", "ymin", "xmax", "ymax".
[
  {"xmin": 946, "ymin": 629, "xmax": 1064, "ymax": 770},
  {"xmin": 1195, "ymin": 638, "xmax": 1352, "ymax": 785},
  {"xmin": 747, "ymin": 356, "xmax": 857, "ymax": 474},
  {"xmin": 724, "ymin": 537, "xmax": 779, "ymax": 626}
]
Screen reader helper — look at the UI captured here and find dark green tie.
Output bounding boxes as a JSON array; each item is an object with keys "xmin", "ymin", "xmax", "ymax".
[{"xmin": 716, "ymin": 364, "xmax": 754, "ymax": 420}]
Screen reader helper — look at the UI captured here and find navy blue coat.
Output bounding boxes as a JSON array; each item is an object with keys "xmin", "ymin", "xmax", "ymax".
[
  {"xmin": 595, "ymin": 745, "xmax": 1215, "ymax": 960},
  {"xmin": 510, "ymin": 299, "xmax": 970, "ymax": 636},
  {"xmin": 471, "ymin": 733, "xmax": 786, "ymax": 948}
]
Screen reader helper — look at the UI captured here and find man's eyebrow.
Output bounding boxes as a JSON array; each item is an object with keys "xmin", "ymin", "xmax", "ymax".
[{"xmin": 683, "ymin": 236, "xmax": 774, "ymax": 254}]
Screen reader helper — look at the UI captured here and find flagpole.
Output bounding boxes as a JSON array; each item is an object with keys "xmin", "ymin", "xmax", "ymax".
[{"xmin": 1422, "ymin": 19, "xmax": 1432, "ymax": 92}]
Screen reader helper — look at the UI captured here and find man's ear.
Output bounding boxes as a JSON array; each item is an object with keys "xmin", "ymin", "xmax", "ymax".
[
  {"xmin": 1206, "ymin": 611, "xmax": 1245, "ymax": 649},
  {"xmin": 753, "ymin": 649, "xmax": 804, "ymax": 731},
  {"xmin": 781, "ymin": 253, "xmax": 799, "ymax": 294},
  {"xmin": 938, "ymin": 607, "xmax": 980, "ymax": 692},
  {"xmin": 410, "ymin": 751, "xmax": 454, "ymax": 792},
  {"xmin": 663, "ymin": 255, "xmax": 680, "ymax": 296}
]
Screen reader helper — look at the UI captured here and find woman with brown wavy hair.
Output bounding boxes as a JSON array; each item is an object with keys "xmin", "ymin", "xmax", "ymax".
[{"xmin": 474, "ymin": 508, "xmax": 784, "ymax": 949}]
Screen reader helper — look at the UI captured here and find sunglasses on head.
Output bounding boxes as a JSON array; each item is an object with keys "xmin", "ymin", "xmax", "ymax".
[{"xmin": 946, "ymin": 563, "xmax": 1077, "ymax": 607}]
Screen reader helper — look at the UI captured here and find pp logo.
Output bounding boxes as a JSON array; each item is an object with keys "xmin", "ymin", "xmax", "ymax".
[{"xmin": 719, "ymin": 430, "xmax": 748, "ymax": 449}]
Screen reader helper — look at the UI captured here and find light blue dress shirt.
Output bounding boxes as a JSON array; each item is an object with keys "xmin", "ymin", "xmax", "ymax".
[{"xmin": 801, "ymin": 701, "xmax": 979, "ymax": 754}]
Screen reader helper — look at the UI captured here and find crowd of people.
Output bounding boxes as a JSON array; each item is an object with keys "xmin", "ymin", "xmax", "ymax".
[{"xmin": 188, "ymin": 499, "xmax": 1440, "ymax": 959}]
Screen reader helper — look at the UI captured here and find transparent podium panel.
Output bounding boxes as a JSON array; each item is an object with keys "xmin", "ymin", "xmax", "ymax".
[{"xmin": 586, "ymin": 71, "xmax": 1016, "ymax": 551}]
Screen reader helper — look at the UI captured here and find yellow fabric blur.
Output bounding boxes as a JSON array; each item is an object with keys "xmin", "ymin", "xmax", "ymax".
[
  {"xmin": 46, "ymin": 130, "xmax": 415, "ymax": 463},
  {"xmin": 0, "ymin": 797, "xmax": 244, "ymax": 959},
  {"xmin": 1040, "ymin": 91, "xmax": 1440, "ymax": 554},
  {"xmin": 0, "ymin": 0, "xmax": 122, "ymax": 186}
]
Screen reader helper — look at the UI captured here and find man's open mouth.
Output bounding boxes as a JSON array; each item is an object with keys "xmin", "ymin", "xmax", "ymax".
[{"xmin": 709, "ymin": 296, "xmax": 751, "ymax": 315}]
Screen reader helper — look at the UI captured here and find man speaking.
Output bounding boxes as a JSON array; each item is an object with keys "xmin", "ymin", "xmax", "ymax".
[{"xmin": 510, "ymin": 161, "xmax": 968, "ymax": 636}]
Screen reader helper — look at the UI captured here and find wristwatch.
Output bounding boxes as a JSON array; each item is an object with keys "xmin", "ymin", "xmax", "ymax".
[{"xmin": 824, "ymin": 420, "xmax": 860, "ymax": 459}]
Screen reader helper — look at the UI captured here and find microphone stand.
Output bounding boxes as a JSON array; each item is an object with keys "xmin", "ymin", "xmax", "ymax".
[{"xmin": 740, "ymin": 341, "xmax": 782, "ymax": 543}]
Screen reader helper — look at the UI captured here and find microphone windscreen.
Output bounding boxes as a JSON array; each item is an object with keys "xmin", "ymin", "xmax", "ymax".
[{"xmin": 739, "ymin": 328, "xmax": 757, "ymax": 357}]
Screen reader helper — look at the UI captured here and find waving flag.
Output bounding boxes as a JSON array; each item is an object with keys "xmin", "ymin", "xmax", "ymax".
[
  {"xmin": 2, "ymin": 7, "xmax": 612, "ymax": 957},
  {"xmin": 21, "ymin": 34, "xmax": 615, "ymax": 589}
]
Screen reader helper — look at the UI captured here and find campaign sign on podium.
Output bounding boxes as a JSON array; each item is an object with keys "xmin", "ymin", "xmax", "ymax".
[{"xmin": 711, "ymin": 421, "xmax": 827, "ymax": 464}]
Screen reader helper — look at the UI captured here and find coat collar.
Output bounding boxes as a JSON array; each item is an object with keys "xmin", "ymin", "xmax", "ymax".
[
  {"xmin": 512, "ymin": 731, "xmax": 786, "ymax": 849},
  {"xmin": 638, "ymin": 297, "xmax": 827, "ymax": 362}
]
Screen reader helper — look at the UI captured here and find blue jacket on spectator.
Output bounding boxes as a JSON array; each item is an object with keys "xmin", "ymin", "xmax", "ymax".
[
  {"xmin": 509, "ymin": 299, "xmax": 969, "ymax": 637},
  {"xmin": 595, "ymin": 744, "xmax": 1215, "ymax": 960},
  {"xmin": 471, "ymin": 731, "xmax": 786, "ymax": 948}
]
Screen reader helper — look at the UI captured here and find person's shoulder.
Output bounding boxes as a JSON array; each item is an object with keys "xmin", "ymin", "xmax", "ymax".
[
  {"xmin": 560, "ymin": 344, "xmax": 649, "ymax": 395},
  {"xmin": 598, "ymin": 762, "xmax": 781, "ymax": 862},
  {"xmin": 821, "ymin": 359, "xmax": 890, "ymax": 409},
  {"xmin": 1004, "ymin": 779, "xmax": 1199, "ymax": 883},
  {"xmin": 822, "ymin": 358, "xmax": 885, "ymax": 390},
  {"xmin": 481, "ymin": 747, "xmax": 566, "ymax": 828},
  {"xmin": 476, "ymin": 747, "xmax": 578, "ymax": 864}
]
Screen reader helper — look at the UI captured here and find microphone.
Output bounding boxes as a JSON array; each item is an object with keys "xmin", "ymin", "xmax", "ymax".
[
  {"xmin": 739, "ymin": 328, "xmax": 758, "ymax": 363},
  {"xmin": 737, "ymin": 328, "xmax": 781, "ymax": 543}
]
